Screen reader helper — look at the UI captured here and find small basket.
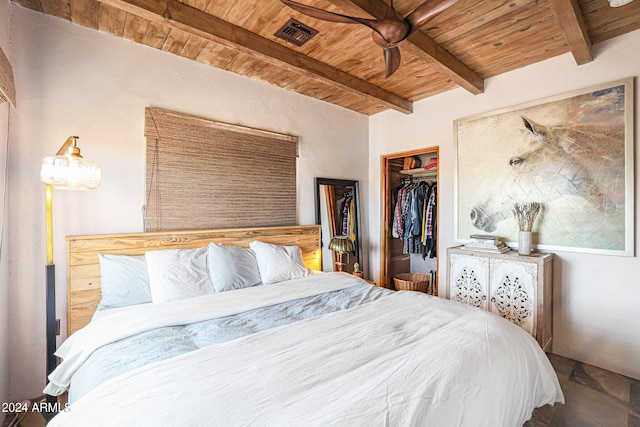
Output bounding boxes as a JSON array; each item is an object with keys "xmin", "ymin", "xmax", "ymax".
[{"xmin": 393, "ymin": 273, "xmax": 430, "ymax": 293}]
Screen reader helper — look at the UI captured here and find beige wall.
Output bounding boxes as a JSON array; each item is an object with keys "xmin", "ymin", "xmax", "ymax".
[
  {"xmin": 368, "ymin": 29, "xmax": 640, "ymax": 380},
  {"xmin": 0, "ymin": 0, "xmax": 11, "ymax": 411},
  {"xmin": 7, "ymin": 5, "xmax": 368, "ymax": 400}
]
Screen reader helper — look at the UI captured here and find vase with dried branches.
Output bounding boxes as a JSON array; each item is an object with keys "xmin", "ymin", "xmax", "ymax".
[{"xmin": 512, "ymin": 202, "xmax": 541, "ymax": 255}]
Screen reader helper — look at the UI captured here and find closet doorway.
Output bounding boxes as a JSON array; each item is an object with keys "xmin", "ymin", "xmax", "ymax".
[{"xmin": 381, "ymin": 147, "xmax": 439, "ymax": 294}]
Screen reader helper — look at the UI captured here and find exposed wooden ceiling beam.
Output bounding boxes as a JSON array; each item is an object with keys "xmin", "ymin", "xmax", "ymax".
[
  {"xmin": 404, "ymin": 32, "xmax": 484, "ymax": 94},
  {"xmin": 548, "ymin": 0, "xmax": 592, "ymax": 65},
  {"xmin": 326, "ymin": 0, "xmax": 484, "ymax": 95},
  {"xmin": 97, "ymin": 0, "xmax": 413, "ymax": 114}
]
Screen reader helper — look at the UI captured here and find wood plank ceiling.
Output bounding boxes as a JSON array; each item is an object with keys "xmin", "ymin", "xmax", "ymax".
[{"xmin": 13, "ymin": 0, "xmax": 640, "ymax": 115}]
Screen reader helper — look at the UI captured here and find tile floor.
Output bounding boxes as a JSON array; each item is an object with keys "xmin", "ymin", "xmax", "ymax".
[{"xmin": 525, "ymin": 353, "xmax": 640, "ymax": 427}]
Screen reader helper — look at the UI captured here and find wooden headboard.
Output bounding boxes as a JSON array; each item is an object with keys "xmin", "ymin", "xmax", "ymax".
[{"xmin": 66, "ymin": 225, "xmax": 321, "ymax": 335}]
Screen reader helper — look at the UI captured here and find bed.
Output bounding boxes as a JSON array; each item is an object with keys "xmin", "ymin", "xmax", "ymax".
[{"xmin": 46, "ymin": 225, "xmax": 563, "ymax": 426}]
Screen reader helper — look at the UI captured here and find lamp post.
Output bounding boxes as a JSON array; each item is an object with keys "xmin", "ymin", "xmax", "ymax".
[{"xmin": 40, "ymin": 136, "xmax": 101, "ymax": 404}]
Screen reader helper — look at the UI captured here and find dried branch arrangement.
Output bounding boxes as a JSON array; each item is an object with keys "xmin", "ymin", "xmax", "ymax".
[{"xmin": 512, "ymin": 202, "xmax": 541, "ymax": 231}]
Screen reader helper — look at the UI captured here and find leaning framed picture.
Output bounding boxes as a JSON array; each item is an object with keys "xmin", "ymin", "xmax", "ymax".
[{"xmin": 454, "ymin": 78, "xmax": 634, "ymax": 256}]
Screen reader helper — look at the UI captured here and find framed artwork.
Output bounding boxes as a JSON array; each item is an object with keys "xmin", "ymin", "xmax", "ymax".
[{"xmin": 454, "ymin": 78, "xmax": 634, "ymax": 256}]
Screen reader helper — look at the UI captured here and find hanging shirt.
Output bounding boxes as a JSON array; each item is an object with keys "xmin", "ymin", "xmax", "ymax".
[
  {"xmin": 392, "ymin": 182, "xmax": 409, "ymax": 238},
  {"xmin": 423, "ymin": 183, "xmax": 437, "ymax": 259},
  {"xmin": 349, "ymin": 197, "xmax": 356, "ymax": 242},
  {"xmin": 340, "ymin": 194, "xmax": 352, "ymax": 236},
  {"xmin": 410, "ymin": 182, "xmax": 427, "ymax": 237}
]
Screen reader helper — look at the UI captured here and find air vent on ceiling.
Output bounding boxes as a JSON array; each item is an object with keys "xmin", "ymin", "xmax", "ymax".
[{"xmin": 274, "ymin": 18, "xmax": 318, "ymax": 47}]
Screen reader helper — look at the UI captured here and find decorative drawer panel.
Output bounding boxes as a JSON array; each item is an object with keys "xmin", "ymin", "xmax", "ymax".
[
  {"xmin": 489, "ymin": 259, "xmax": 537, "ymax": 336},
  {"xmin": 449, "ymin": 253, "xmax": 489, "ymax": 310}
]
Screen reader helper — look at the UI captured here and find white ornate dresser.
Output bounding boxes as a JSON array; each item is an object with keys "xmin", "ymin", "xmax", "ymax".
[{"xmin": 446, "ymin": 246, "xmax": 553, "ymax": 351}]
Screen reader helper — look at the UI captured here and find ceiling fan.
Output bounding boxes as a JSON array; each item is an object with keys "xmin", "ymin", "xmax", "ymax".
[{"xmin": 280, "ymin": 0, "xmax": 459, "ymax": 78}]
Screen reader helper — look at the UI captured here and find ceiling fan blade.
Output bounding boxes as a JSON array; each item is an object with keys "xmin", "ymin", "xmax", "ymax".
[
  {"xmin": 405, "ymin": 0, "xmax": 459, "ymax": 33},
  {"xmin": 280, "ymin": 0, "xmax": 370, "ymax": 25},
  {"xmin": 384, "ymin": 46, "xmax": 402, "ymax": 78}
]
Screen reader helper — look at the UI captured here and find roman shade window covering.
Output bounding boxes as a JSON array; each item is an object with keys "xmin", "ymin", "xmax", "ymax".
[
  {"xmin": 144, "ymin": 107, "xmax": 298, "ymax": 232},
  {"xmin": 0, "ymin": 46, "xmax": 16, "ymax": 107}
]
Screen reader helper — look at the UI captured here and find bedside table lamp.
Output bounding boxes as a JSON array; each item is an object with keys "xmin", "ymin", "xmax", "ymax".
[
  {"xmin": 328, "ymin": 235, "xmax": 354, "ymax": 272},
  {"xmin": 40, "ymin": 136, "xmax": 101, "ymax": 402}
]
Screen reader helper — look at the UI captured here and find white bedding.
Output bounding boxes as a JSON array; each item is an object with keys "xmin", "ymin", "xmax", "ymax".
[
  {"xmin": 48, "ymin": 274, "xmax": 563, "ymax": 426},
  {"xmin": 46, "ymin": 272, "xmax": 361, "ymax": 396}
]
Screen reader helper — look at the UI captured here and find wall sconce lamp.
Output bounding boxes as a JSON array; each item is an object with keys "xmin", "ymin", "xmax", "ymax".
[
  {"xmin": 40, "ymin": 136, "xmax": 101, "ymax": 403},
  {"xmin": 328, "ymin": 235, "xmax": 354, "ymax": 272}
]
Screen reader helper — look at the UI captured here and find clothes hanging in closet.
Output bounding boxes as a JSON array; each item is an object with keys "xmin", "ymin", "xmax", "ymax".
[
  {"xmin": 391, "ymin": 179, "xmax": 437, "ymax": 258},
  {"xmin": 338, "ymin": 191, "xmax": 357, "ymax": 246}
]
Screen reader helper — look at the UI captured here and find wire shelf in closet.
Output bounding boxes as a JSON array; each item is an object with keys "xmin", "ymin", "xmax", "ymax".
[{"xmin": 399, "ymin": 167, "xmax": 437, "ymax": 178}]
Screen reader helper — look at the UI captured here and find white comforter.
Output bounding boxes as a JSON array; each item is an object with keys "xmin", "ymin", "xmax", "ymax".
[
  {"xmin": 47, "ymin": 272, "xmax": 362, "ymax": 396},
  {"xmin": 49, "ymin": 275, "xmax": 563, "ymax": 426}
]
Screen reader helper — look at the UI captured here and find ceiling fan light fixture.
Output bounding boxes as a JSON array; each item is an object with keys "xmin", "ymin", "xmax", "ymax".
[
  {"xmin": 609, "ymin": 0, "xmax": 634, "ymax": 6},
  {"xmin": 280, "ymin": 0, "xmax": 459, "ymax": 79}
]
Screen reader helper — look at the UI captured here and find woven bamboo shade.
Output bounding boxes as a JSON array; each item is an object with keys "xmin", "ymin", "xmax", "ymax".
[
  {"xmin": 144, "ymin": 107, "xmax": 298, "ymax": 232},
  {"xmin": 0, "ymin": 46, "xmax": 16, "ymax": 107}
]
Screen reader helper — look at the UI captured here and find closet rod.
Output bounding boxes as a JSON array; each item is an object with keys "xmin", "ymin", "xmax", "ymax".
[{"xmin": 400, "ymin": 176, "xmax": 437, "ymax": 183}]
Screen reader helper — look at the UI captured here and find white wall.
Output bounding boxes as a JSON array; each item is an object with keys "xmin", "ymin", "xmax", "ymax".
[
  {"xmin": 0, "ymin": 0, "xmax": 12, "ymax": 411},
  {"xmin": 7, "ymin": 5, "xmax": 368, "ymax": 400},
  {"xmin": 369, "ymin": 29, "xmax": 640, "ymax": 380}
]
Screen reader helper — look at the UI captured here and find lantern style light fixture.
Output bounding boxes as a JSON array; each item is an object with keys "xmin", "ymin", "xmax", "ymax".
[
  {"xmin": 40, "ymin": 136, "xmax": 101, "ymax": 409},
  {"xmin": 328, "ymin": 235, "xmax": 354, "ymax": 272},
  {"xmin": 40, "ymin": 136, "xmax": 101, "ymax": 190}
]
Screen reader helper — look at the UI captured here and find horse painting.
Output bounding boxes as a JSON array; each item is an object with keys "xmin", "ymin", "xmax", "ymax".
[{"xmin": 455, "ymin": 81, "xmax": 631, "ymax": 253}]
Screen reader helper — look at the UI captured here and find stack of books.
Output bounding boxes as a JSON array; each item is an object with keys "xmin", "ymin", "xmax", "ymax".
[{"xmin": 463, "ymin": 234, "xmax": 511, "ymax": 253}]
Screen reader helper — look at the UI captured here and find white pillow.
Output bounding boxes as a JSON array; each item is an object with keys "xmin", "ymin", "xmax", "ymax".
[
  {"xmin": 249, "ymin": 240, "xmax": 311, "ymax": 285},
  {"xmin": 207, "ymin": 243, "xmax": 262, "ymax": 292},
  {"xmin": 145, "ymin": 247, "xmax": 214, "ymax": 303},
  {"xmin": 97, "ymin": 254, "xmax": 151, "ymax": 310}
]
